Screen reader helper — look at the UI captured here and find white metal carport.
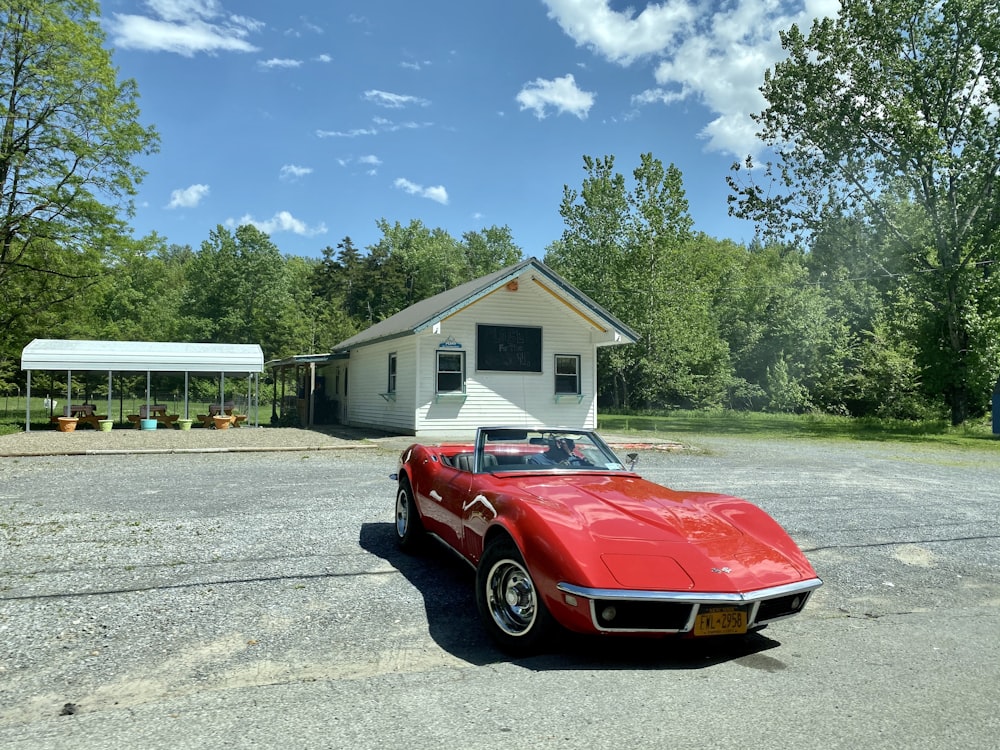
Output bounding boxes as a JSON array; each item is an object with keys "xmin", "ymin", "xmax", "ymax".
[{"xmin": 20, "ymin": 339, "xmax": 265, "ymax": 431}]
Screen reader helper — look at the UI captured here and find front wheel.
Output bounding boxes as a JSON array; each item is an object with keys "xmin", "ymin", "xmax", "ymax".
[
  {"xmin": 475, "ymin": 537, "xmax": 555, "ymax": 655},
  {"xmin": 394, "ymin": 476, "xmax": 424, "ymax": 552}
]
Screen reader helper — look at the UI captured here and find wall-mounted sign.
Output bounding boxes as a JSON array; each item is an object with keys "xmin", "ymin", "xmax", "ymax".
[
  {"xmin": 439, "ymin": 336, "xmax": 462, "ymax": 348},
  {"xmin": 476, "ymin": 324, "xmax": 542, "ymax": 372}
]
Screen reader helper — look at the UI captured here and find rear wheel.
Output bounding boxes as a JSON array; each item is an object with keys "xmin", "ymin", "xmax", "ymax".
[
  {"xmin": 394, "ymin": 476, "xmax": 424, "ymax": 552},
  {"xmin": 476, "ymin": 537, "xmax": 555, "ymax": 655}
]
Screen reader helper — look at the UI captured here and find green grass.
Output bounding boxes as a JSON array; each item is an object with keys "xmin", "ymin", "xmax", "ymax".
[{"xmin": 597, "ymin": 410, "xmax": 1000, "ymax": 450}]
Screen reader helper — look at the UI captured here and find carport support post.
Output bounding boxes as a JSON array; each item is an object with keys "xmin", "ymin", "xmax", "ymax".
[
  {"xmin": 25, "ymin": 370, "xmax": 31, "ymax": 432},
  {"xmin": 65, "ymin": 370, "xmax": 72, "ymax": 417},
  {"xmin": 308, "ymin": 362, "xmax": 316, "ymax": 427},
  {"xmin": 146, "ymin": 371, "xmax": 151, "ymax": 416},
  {"xmin": 184, "ymin": 372, "xmax": 189, "ymax": 420},
  {"xmin": 220, "ymin": 372, "xmax": 225, "ymax": 413},
  {"xmin": 106, "ymin": 371, "xmax": 112, "ymax": 421}
]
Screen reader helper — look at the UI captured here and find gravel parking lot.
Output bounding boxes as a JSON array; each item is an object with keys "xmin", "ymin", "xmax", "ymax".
[{"xmin": 1, "ymin": 432, "xmax": 998, "ymax": 749}]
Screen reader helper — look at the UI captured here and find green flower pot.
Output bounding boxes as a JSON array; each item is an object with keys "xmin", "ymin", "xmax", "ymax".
[
  {"xmin": 98, "ymin": 419, "xmax": 114, "ymax": 432},
  {"xmin": 177, "ymin": 418, "xmax": 193, "ymax": 431}
]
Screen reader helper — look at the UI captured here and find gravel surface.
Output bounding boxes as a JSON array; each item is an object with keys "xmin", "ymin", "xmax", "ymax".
[
  {"xmin": 1, "ymin": 433, "xmax": 998, "ymax": 749},
  {"xmin": 0, "ymin": 425, "xmax": 396, "ymax": 457}
]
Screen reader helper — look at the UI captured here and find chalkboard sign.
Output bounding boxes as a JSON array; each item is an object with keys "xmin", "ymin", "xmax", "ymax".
[{"xmin": 477, "ymin": 324, "xmax": 542, "ymax": 372}]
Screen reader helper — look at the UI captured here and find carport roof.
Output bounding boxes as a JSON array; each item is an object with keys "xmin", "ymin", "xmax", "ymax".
[{"xmin": 21, "ymin": 339, "xmax": 264, "ymax": 374}]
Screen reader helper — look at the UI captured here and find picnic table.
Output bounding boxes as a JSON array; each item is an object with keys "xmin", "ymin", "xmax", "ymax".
[
  {"xmin": 126, "ymin": 405, "xmax": 179, "ymax": 429},
  {"xmin": 196, "ymin": 402, "xmax": 247, "ymax": 428},
  {"xmin": 49, "ymin": 404, "xmax": 107, "ymax": 429}
]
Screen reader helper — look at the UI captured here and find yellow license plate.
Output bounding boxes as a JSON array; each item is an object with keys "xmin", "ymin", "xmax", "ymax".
[{"xmin": 693, "ymin": 607, "xmax": 747, "ymax": 636}]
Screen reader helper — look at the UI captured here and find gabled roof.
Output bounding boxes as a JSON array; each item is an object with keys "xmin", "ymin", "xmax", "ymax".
[
  {"xmin": 21, "ymin": 339, "xmax": 264, "ymax": 373},
  {"xmin": 331, "ymin": 257, "xmax": 638, "ymax": 352}
]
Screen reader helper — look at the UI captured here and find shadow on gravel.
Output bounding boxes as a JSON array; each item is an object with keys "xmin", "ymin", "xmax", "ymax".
[{"xmin": 359, "ymin": 522, "xmax": 785, "ymax": 671}]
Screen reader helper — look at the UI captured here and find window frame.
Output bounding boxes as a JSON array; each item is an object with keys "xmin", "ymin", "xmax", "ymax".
[
  {"xmin": 554, "ymin": 354, "xmax": 581, "ymax": 395},
  {"xmin": 387, "ymin": 352, "xmax": 397, "ymax": 394},
  {"xmin": 436, "ymin": 350, "xmax": 466, "ymax": 394}
]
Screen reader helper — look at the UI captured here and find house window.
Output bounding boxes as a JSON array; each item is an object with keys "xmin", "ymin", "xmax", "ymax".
[
  {"xmin": 387, "ymin": 353, "xmax": 397, "ymax": 394},
  {"xmin": 555, "ymin": 354, "xmax": 581, "ymax": 395},
  {"xmin": 437, "ymin": 351, "xmax": 465, "ymax": 393}
]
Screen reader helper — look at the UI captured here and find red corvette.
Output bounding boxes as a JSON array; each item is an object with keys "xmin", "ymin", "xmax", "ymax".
[{"xmin": 392, "ymin": 427, "xmax": 821, "ymax": 654}]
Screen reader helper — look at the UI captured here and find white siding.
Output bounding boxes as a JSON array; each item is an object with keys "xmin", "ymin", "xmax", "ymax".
[
  {"xmin": 344, "ymin": 337, "xmax": 417, "ymax": 433},
  {"xmin": 341, "ymin": 267, "xmax": 624, "ymax": 438},
  {"xmin": 412, "ymin": 276, "xmax": 599, "ymax": 437}
]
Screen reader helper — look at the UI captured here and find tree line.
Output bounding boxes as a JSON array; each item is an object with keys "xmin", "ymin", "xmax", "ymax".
[{"xmin": 1, "ymin": 0, "xmax": 997, "ymax": 424}]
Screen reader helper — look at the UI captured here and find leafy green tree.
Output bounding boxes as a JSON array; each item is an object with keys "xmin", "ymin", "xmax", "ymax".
[
  {"xmin": 92, "ymin": 237, "xmax": 191, "ymax": 342},
  {"xmin": 549, "ymin": 154, "xmax": 732, "ymax": 409},
  {"xmin": 0, "ymin": 0, "xmax": 158, "ymax": 344},
  {"xmin": 461, "ymin": 225, "xmax": 524, "ymax": 276},
  {"xmin": 729, "ymin": 0, "xmax": 1000, "ymax": 424},
  {"xmin": 182, "ymin": 225, "xmax": 290, "ymax": 355},
  {"xmin": 288, "ymin": 253, "xmax": 357, "ymax": 354},
  {"xmin": 717, "ymin": 243, "xmax": 852, "ymax": 413}
]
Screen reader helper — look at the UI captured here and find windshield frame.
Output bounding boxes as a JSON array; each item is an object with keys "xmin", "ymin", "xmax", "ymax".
[{"xmin": 472, "ymin": 427, "xmax": 629, "ymax": 474}]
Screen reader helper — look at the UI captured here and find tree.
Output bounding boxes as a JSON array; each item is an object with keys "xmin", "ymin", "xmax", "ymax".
[
  {"xmin": 549, "ymin": 154, "xmax": 732, "ymax": 410},
  {"xmin": 0, "ymin": 0, "xmax": 158, "ymax": 342},
  {"xmin": 461, "ymin": 225, "xmax": 523, "ymax": 276},
  {"xmin": 182, "ymin": 225, "xmax": 290, "ymax": 355},
  {"xmin": 728, "ymin": 0, "xmax": 1000, "ymax": 424}
]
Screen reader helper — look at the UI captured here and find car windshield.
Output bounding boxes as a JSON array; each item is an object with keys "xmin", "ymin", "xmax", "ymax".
[{"xmin": 473, "ymin": 428, "xmax": 629, "ymax": 473}]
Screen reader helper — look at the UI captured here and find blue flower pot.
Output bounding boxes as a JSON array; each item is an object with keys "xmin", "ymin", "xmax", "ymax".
[{"xmin": 140, "ymin": 418, "xmax": 158, "ymax": 430}]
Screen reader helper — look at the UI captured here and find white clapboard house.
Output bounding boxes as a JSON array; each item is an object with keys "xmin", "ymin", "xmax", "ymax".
[{"xmin": 268, "ymin": 257, "xmax": 637, "ymax": 437}]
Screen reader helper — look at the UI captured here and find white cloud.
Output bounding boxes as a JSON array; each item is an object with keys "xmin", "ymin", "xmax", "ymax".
[
  {"xmin": 516, "ymin": 74, "xmax": 595, "ymax": 120},
  {"xmin": 364, "ymin": 90, "xmax": 431, "ymax": 108},
  {"xmin": 316, "ymin": 53, "xmax": 332, "ymax": 63},
  {"xmin": 543, "ymin": 0, "xmax": 842, "ymax": 156},
  {"xmin": 230, "ymin": 210, "xmax": 328, "ymax": 237},
  {"xmin": 258, "ymin": 58, "xmax": 302, "ymax": 69},
  {"xmin": 279, "ymin": 164, "xmax": 312, "ymax": 181},
  {"xmin": 337, "ymin": 155, "xmax": 381, "ymax": 176},
  {"xmin": 316, "ymin": 118, "xmax": 430, "ymax": 138},
  {"xmin": 106, "ymin": 0, "xmax": 262, "ymax": 56},
  {"xmin": 394, "ymin": 178, "xmax": 448, "ymax": 205},
  {"xmin": 317, "ymin": 127, "xmax": 378, "ymax": 138},
  {"xmin": 542, "ymin": 0, "xmax": 696, "ymax": 65},
  {"xmin": 166, "ymin": 183, "xmax": 209, "ymax": 209}
]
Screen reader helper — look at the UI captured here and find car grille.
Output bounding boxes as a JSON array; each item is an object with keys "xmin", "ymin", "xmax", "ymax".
[
  {"xmin": 753, "ymin": 591, "xmax": 810, "ymax": 623},
  {"xmin": 560, "ymin": 579, "xmax": 822, "ymax": 633},
  {"xmin": 593, "ymin": 599, "xmax": 693, "ymax": 631}
]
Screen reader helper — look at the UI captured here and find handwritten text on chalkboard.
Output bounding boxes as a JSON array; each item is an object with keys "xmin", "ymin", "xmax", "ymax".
[{"xmin": 476, "ymin": 324, "xmax": 542, "ymax": 372}]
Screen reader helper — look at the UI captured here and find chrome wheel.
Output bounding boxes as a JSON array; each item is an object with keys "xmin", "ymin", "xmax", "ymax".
[
  {"xmin": 394, "ymin": 477, "xmax": 424, "ymax": 551},
  {"xmin": 485, "ymin": 558, "xmax": 538, "ymax": 636},
  {"xmin": 395, "ymin": 486, "xmax": 409, "ymax": 538}
]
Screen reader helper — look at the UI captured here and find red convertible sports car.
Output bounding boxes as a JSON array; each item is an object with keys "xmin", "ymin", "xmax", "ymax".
[{"xmin": 392, "ymin": 427, "xmax": 821, "ymax": 654}]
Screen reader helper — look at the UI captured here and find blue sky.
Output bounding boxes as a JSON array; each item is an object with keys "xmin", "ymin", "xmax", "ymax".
[{"xmin": 101, "ymin": 0, "xmax": 840, "ymax": 259}]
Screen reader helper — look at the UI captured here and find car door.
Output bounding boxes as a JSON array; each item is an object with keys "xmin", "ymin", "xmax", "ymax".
[{"xmin": 417, "ymin": 454, "xmax": 474, "ymax": 551}]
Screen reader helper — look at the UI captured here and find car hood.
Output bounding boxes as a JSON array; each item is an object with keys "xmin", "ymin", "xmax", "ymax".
[{"xmin": 500, "ymin": 473, "xmax": 814, "ymax": 591}]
